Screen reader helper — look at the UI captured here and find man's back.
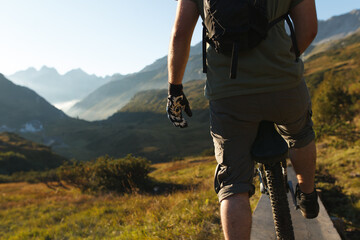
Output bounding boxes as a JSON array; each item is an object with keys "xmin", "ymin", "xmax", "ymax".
[{"xmin": 190, "ymin": 0, "xmax": 305, "ymax": 100}]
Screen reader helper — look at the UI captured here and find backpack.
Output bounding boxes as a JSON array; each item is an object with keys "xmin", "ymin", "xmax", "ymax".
[{"xmin": 202, "ymin": 0, "xmax": 300, "ymax": 79}]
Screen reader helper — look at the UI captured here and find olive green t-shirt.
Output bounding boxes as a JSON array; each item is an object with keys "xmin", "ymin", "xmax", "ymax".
[{"xmin": 190, "ymin": 0, "xmax": 304, "ymax": 100}]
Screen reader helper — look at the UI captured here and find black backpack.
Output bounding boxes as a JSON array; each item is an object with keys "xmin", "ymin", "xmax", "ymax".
[{"xmin": 202, "ymin": 0, "xmax": 300, "ymax": 79}]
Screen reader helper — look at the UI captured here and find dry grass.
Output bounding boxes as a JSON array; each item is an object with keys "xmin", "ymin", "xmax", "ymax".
[
  {"xmin": 315, "ymin": 141, "xmax": 360, "ymax": 239},
  {"xmin": 2, "ymin": 143, "xmax": 358, "ymax": 239},
  {"xmin": 0, "ymin": 156, "xmax": 263, "ymax": 239},
  {"xmin": 0, "ymin": 157, "xmax": 218, "ymax": 239}
]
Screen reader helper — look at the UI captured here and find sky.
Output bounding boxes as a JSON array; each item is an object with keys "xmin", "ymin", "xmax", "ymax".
[{"xmin": 0, "ymin": 0, "xmax": 359, "ymax": 77}]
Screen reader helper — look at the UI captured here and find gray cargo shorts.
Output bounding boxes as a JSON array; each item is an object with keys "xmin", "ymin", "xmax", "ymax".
[{"xmin": 210, "ymin": 80, "xmax": 315, "ymax": 202}]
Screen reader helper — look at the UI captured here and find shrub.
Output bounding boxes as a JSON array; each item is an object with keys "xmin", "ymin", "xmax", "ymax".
[
  {"xmin": 59, "ymin": 154, "xmax": 151, "ymax": 193},
  {"xmin": 313, "ymin": 79, "xmax": 354, "ymax": 125},
  {"xmin": 312, "ymin": 75, "xmax": 358, "ymax": 140}
]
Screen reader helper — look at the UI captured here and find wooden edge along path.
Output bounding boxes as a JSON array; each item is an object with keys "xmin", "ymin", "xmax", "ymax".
[{"xmin": 251, "ymin": 166, "xmax": 342, "ymax": 240}]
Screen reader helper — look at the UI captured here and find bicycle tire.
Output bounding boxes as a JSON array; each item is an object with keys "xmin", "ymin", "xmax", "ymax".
[{"xmin": 264, "ymin": 161, "xmax": 295, "ymax": 240}]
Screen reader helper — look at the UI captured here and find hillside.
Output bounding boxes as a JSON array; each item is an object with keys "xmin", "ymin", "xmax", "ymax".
[
  {"xmin": 303, "ymin": 29, "xmax": 360, "ymax": 135},
  {"xmin": 0, "ymin": 74, "xmax": 100, "ymax": 161},
  {"xmin": 67, "ymin": 43, "xmax": 206, "ymax": 121},
  {"xmin": 305, "ymin": 28, "xmax": 360, "ymax": 60},
  {"xmin": 0, "ymin": 73, "xmax": 70, "ymax": 129},
  {"xmin": 119, "ymin": 79, "xmax": 208, "ymax": 113},
  {"xmin": 0, "ymin": 132, "xmax": 67, "ymax": 175},
  {"xmin": 98, "ymin": 80, "xmax": 211, "ymax": 162},
  {"xmin": 305, "ymin": 29, "xmax": 360, "ymax": 90}
]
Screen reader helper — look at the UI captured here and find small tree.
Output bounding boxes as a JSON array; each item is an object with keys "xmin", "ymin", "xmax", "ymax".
[{"xmin": 312, "ymin": 76, "xmax": 356, "ymax": 139}]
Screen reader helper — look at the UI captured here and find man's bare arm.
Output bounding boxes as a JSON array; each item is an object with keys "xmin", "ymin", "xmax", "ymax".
[
  {"xmin": 168, "ymin": 0, "xmax": 199, "ymax": 85},
  {"xmin": 290, "ymin": 0, "xmax": 318, "ymax": 55}
]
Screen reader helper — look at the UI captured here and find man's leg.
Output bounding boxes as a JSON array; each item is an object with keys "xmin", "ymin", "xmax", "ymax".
[
  {"xmin": 221, "ymin": 193, "xmax": 252, "ymax": 240},
  {"xmin": 209, "ymin": 96, "xmax": 261, "ymax": 239},
  {"xmin": 289, "ymin": 140, "xmax": 316, "ymax": 193},
  {"xmin": 289, "ymin": 140, "xmax": 319, "ymax": 218}
]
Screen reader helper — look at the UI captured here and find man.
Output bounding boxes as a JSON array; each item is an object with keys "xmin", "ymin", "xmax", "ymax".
[{"xmin": 166, "ymin": 0, "xmax": 318, "ymax": 239}]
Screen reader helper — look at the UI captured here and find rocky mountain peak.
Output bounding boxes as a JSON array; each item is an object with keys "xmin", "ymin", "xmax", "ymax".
[{"xmin": 314, "ymin": 9, "xmax": 360, "ymax": 45}]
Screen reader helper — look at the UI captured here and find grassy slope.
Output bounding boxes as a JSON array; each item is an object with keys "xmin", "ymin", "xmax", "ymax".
[
  {"xmin": 316, "ymin": 140, "xmax": 360, "ymax": 239},
  {"xmin": 0, "ymin": 132, "xmax": 67, "ymax": 175},
  {"xmin": 0, "ymin": 145, "xmax": 358, "ymax": 239},
  {"xmin": 304, "ymin": 31, "xmax": 360, "ymax": 96},
  {"xmin": 0, "ymin": 156, "xmax": 262, "ymax": 240},
  {"xmin": 303, "ymin": 31, "xmax": 360, "ymax": 238},
  {"xmin": 98, "ymin": 79, "xmax": 211, "ymax": 162},
  {"xmin": 119, "ymin": 80, "xmax": 208, "ymax": 114}
]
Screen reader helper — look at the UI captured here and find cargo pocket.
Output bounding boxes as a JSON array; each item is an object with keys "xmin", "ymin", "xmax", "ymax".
[{"xmin": 214, "ymin": 164, "xmax": 230, "ymax": 194}]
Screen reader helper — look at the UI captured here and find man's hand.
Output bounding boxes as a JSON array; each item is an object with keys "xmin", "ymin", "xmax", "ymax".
[{"xmin": 166, "ymin": 83, "xmax": 192, "ymax": 128}]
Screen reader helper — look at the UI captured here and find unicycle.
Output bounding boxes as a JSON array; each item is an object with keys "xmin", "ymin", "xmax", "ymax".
[{"xmin": 251, "ymin": 121, "xmax": 295, "ymax": 240}]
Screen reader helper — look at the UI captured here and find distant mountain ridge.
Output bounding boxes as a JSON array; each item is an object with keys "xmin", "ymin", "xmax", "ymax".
[
  {"xmin": 314, "ymin": 9, "xmax": 360, "ymax": 45},
  {"xmin": 7, "ymin": 66, "xmax": 115, "ymax": 111}
]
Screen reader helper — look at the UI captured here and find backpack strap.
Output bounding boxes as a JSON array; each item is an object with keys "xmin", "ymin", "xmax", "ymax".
[
  {"xmin": 269, "ymin": 13, "xmax": 300, "ymax": 61},
  {"xmin": 284, "ymin": 15, "xmax": 300, "ymax": 61},
  {"xmin": 202, "ymin": 24, "xmax": 208, "ymax": 74},
  {"xmin": 268, "ymin": 13, "xmax": 288, "ymax": 28}
]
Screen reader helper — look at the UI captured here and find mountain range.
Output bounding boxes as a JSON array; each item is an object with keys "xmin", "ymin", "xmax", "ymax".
[
  {"xmin": 314, "ymin": 9, "xmax": 360, "ymax": 45},
  {"xmin": 7, "ymin": 66, "xmax": 115, "ymax": 111}
]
